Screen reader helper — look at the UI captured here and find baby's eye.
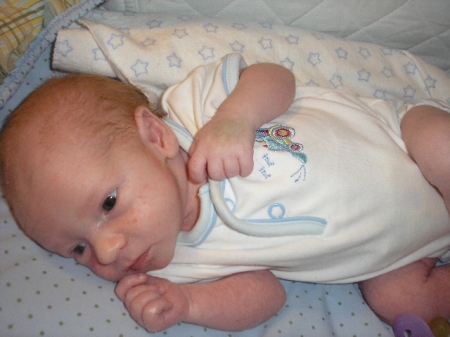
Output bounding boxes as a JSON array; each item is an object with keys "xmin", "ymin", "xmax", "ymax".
[
  {"xmin": 102, "ymin": 189, "xmax": 117, "ymax": 212},
  {"xmin": 73, "ymin": 242, "xmax": 86, "ymax": 255}
]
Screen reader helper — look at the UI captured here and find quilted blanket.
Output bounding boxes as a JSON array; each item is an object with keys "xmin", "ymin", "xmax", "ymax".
[
  {"xmin": 53, "ymin": 10, "xmax": 450, "ymax": 109},
  {"xmin": 102, "ymin": 0, "xmax": 450, "ymax": 73}
]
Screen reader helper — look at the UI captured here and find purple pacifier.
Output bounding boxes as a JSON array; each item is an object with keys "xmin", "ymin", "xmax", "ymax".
[{"xmin": 393, "ymin": 314, "xmax": 435, "ymax": 337}]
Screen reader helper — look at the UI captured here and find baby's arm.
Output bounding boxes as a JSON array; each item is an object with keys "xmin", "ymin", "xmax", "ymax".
[
  {"xmin": 401, "ymin": 104, "xmax": 450, "ymax": 213},
  {"xmin": 188, "ymin": 62, "xmax": 296, "ymax": 182},
  {"xmin": 115, "ymin": 270, "xmax": 286, "ymax": 332}
]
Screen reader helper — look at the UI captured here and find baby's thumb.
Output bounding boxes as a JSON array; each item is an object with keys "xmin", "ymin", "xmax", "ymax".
[
  {"xmin": 115, "ymin": 273, "xmax": 148, "ymax": 300},
  {"xmin": 188, "ymin": 150, "xmax": 207, "ymax": 183}
]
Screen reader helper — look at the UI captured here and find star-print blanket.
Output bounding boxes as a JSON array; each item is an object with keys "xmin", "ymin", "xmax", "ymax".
[{"xmin": 53, "ymin": 10, "xmax": 450, "ymax": 106}]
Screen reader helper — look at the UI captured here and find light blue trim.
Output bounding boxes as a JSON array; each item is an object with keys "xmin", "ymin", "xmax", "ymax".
[
  {"xmin": 163, "ymin": 118, "xmax": 194, "ymax": 151},
  {"xmin": 164, "ymin": 72, "xmax": 326, "ymax": 239},
  {"xmin": 221, "ymin": 53, "xmax": 247, "ymax": 95},
  {"xmin": 164, "ymin": 119, "xmax": 218, "ymax": 247},
  {"xmin": 177, "ymin": 184, "xmax": 218, "ymax": 247},
  {"xmin": 209, "ymin": 179, "xmax": 327, "ymax": 237},
  {"xmin": 268, "ymin": 203, "xmax": 285, "ymax": 219},
  {"xmin": 224, "ymin": 198, "xmax": 236, "ymax": 212},
  {"xmin": 165, "ymin": 118, "xmax": 326, "ymax": 238},
  {"xmin": 244, "ymin": 215, "xmax": 327, "ymax": 225}
]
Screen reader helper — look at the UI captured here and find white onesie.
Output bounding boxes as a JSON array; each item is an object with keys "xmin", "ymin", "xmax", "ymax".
[{"xmin": 150, "ymin": 54, "xmax": 450, "ymax": 284}]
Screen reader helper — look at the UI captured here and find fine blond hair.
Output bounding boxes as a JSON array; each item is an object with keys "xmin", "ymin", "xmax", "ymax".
[{"xmin": 0, "ymin": 74, "xmax": 163, "ymax": 202}]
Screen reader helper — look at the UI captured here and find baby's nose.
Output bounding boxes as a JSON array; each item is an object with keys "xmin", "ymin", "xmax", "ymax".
[{"xmin": 93, "ymin": 233, "xmax": 126, "ymax": 265}]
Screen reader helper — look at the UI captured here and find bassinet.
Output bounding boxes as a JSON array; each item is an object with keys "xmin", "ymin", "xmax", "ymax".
[{"xmin": 1, "ymin": 1, "xmax": 449, "ymax": 336}]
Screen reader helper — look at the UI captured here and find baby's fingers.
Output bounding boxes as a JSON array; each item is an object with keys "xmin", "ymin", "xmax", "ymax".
[
  {"xmin": 124, "ymin": 284, "xmax": 181, "ymax": 332},
  {"xmin": 238, "ymin": 152, "xmax": 254, "ymax": 177},
  {"xmin": 210, "ymin": 152, "xmax": 253, "ymax": 180},
  {"xmin": 124, "ymin": 285, "xmax": 166, "ymax": 327},
  {"xmin": 218, "ymin": 157, "xmax": 241, "ymax": 180},
  {"xmin": 141, "ymin": 296, "xmax": 177, "ymax": 332},
  {"xmin": 115, "ymin": 273, "xmax": 149, "ymax": 301},
  {"xmin": 205, "ymin": 157, "xmax": 229, "ymax": 181},
  {"xmin": 188, "ymin": 144, "xmax": 208, "ymax": 183}
]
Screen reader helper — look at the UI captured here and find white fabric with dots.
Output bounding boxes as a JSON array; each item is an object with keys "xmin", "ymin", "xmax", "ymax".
[{"xmin": 3, "ymin": 1, "xmax": 450, "ymax": 335}]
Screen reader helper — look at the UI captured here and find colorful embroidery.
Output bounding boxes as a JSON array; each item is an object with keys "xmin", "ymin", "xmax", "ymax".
[{"xmin": 255, "ymin": 124, "xmax": 307, "ymax": 163}]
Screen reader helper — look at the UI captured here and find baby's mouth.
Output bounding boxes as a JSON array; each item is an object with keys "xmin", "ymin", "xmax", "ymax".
[{"xmin": 128, "ymin": 249, "xmax": 149, "ymax": 272}]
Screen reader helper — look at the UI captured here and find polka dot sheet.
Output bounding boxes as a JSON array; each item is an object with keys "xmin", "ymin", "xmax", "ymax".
[{"xmin": 1, "ymin": 191, "xmax": 392, "ymax": 336}]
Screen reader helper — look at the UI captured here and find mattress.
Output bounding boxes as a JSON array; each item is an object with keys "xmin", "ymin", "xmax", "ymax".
[{"xmin": 0, "ymin": 1, "xmax": 449, "ymax": 336}]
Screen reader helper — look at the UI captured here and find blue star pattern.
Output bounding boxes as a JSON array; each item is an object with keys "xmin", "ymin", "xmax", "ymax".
[
  {"xmin": 259, "ymin": 37, "xmax": 273, "ymax": 49},
  {"xmin": 260, "ymin": 23, "xmax": 273, "ymax": 29},
  {"xmin": 140, "ymin": 38, "xmax": 156, "ymax": 47},
  {"xmin": 178, "ymin": 15, "xmax": 191, "ymax": 21},
  {"xmin": 312, "ymin": 33, "xmax": 325, "ymax": 40},
  {"xmin": 373, "ymin": 90, "xmax": 386, "ymax": 99},
  {"xmin": 285, "ymin": 34, "xmax": 299, "ymax": 45},
  {"xmin": 232, "ymin": 23, "xmax": 246, "ymax": 30},
  {"xmin": 147, "ymin": 20, "xmax": 162, "ymax": 29},
  {"xmin": 198, "ymin": 46, "xmax": 214, "ymax": 60},
  {"xmin": 280, "ymin": 57, "xmax": 294, "ymax": 71},
  {"xmin": 329, "ymin": 74, "xmax": 343, "ymax": 88},
  {"xmin": 308, "ymin": 53, "xmax": 321, "ymax": 66},
  {"xmin": 424, "ymin": 76, "xmax": 437, "ymax": 91},
  {"xmin": 230, "ymin": 41, "xmax": 244, "ymax": 53},
  {"xmin": 119, "ymin": 27, "xmax": 130, "ymax": 35},
  {"xmin": 203, "ymin": 23, "xmax": 218, "ymax": 33},
  {"xmin": 381, "ymin": 67, "xmax": 394, "ymax": 78},
  {"xmin": 167, "ymin": 53, "xmax": 182, "ymax": 68},
  {"xmin": 173, "ymin": 29, "xmax": 188, "ymax": 38},
  {"xmin": 306, "ymin": 79, "xmax": 319, "ymax": 86},
  {"xmin": 404, "ymin": 61, "xmax": 417, "ymax": 75},
  {"xmin": 358, "ymin": 69, "xmax": 371, "ymax": 82},
  {"xmin": 403, "ymin": 85, "xmax": 416, "ymax": 99},
  {"xmin": 358, "ymin": 47, "xmax": 371, "ymax": 59},
  {"xmin": 107, "ymin": 34, "xmax": 124, "ymax": 50},
  {"xmin": 131, "ymin": 59, "xmax": 148, "ymax": 77},
  {"xmin": 335, "ymin": 47, "xmax": 348, "ymax": 59},
  {"xmin": 58, "ymin": 10, "xmax": 450, "ymax": 112},
  {"xmin": 380, "ymin": 47, "xmax": 393, "ymax": 56},
  {"xmin": 55, "ymin": 40, "xmax": 73, "ymax": 57},
  {"xmin": 92, "ymin": 48, "xmax": 106, "ymax": 61}
]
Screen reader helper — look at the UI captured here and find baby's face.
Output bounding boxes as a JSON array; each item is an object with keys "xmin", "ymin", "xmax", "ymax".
[{"xmin": 13, "ymin": 124, "xmax": 191, "ymax": 281}]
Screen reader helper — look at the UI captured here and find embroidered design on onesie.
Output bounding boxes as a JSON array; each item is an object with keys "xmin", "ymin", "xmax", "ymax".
[{"xmin": 255, "ymin": 124, "xmax": 307, "ymax": 163}]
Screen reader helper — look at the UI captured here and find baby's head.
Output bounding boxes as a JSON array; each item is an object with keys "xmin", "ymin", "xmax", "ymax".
[{"xmin": 0, "ymin": 74, "xmax": 190, "ymax": 281}]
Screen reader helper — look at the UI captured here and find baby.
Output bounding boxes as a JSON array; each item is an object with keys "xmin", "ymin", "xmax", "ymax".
[{"xmin": 1, "ymin": 53, "xmax": 450, "ymax": 333}]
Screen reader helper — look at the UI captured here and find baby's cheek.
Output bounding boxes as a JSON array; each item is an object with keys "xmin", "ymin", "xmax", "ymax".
[
  {"xmin": 89, "ymin": 261, "xmax": 124, "ymax": 282},
  {"xmin": 76, "ymin": 253, "xmax": 106, "ymax": 277}
]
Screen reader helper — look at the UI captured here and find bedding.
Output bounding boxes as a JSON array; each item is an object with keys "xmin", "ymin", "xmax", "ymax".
[
  {"xmin": 0, "ymin": 0, "xmax": 81, "ymax": 84},
  {"xmin": 1, "ymin": 1, "xmax": 449, "ymax": 336},
  {"xmin": 53, "ymin": 10, "xmax": 450, "ymax": 106}
]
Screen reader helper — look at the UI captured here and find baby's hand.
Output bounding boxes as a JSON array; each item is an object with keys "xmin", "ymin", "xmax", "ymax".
[
  {"xmin": 188, "ymin": 115, "xmax": 255, "ymax": 182},
  {"xmin": 115, "ymin": 274, "xmax": 190, "ymax": 332}
]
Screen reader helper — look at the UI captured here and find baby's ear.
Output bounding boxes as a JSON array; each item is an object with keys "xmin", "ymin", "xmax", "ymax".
[{"xmin": 134, "ymin": 106, "xmax": 179, "ymax": 158}]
